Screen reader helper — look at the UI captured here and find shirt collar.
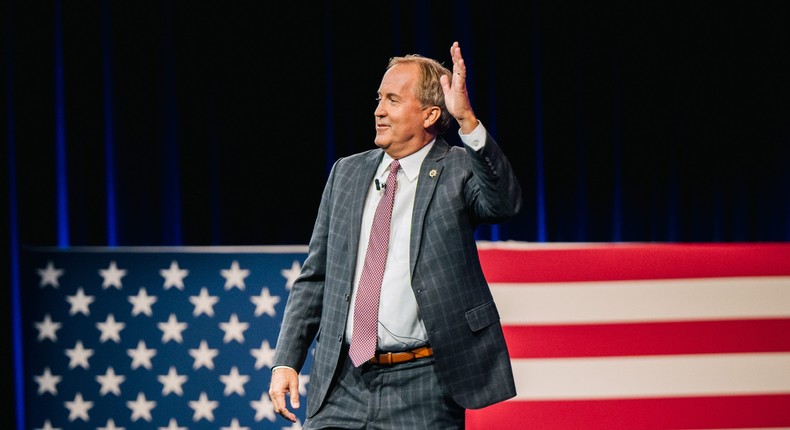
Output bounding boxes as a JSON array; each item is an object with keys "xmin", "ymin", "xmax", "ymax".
[{"xmin": 378, "ymin": 140, "xmax": 434, "ymax": 183}]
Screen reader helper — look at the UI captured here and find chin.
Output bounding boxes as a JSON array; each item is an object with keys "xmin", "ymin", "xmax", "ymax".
[{"xmin": 373, "ymin": 139, "xmax": 389, "ymax": 149}]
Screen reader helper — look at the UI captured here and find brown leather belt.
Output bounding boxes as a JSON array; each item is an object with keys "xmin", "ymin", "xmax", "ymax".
[{"xmin": 369, "ymin": 346, "xmax": 433, "ymax": 365}]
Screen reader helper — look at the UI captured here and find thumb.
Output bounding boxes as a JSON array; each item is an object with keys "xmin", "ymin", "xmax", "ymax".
[{"xmin": 440, "ymin": 74, "xmax": 452, "ymax": 93}]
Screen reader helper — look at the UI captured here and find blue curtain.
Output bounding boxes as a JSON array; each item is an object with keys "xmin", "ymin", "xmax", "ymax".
[{"xmin": 4, "ymin": 1, "xmax": 790, "ymax": 246}]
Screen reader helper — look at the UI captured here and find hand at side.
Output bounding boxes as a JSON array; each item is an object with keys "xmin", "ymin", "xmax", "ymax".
[{"xmin": 268, "ymin": 367, "xmax": 300, "ymax": 422}]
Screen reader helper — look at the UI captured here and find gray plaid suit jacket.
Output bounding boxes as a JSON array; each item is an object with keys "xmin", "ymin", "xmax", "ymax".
[{"xmin": 273, "ymin": 133, "xmax": 522, "ymax": 417}]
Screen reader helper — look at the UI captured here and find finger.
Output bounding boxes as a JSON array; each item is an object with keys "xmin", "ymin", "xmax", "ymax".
[
  {"xmin": 280, "ymin": 407, "xmax": 298, "ymax": 423},
  {"xmin": 270, "ymin": 392, "xmax": 297, "ymax": 422},
  {"xmin": 269, "ymin": 387, "xmax": 285, "ymax": 410},
  {"xmin": 453, "ymin": 58, "xmax": 466, "ymax": 82},
  {"xmin": 273, "ymin": 396, "xmax": 293, "ymax": 421},
  {"xmin": 268, "ymin": 381, "xmax": 289, "ymax": 415},
  {"xmin": 451, "ymin": 42, "xmax": 463, "ymax": 65},
  {"xmin": 290, "ymin": 378, "xmax": 301, "ymax": 409}
]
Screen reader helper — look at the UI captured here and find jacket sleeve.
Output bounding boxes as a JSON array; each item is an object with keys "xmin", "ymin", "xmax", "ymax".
[
  {"xmin": 465, "ymin": 132, "xmax": 523, "ymax": 223},
  {"xmin": 271, "ymin": 159, "xmax": 340, "ymax": 372}
]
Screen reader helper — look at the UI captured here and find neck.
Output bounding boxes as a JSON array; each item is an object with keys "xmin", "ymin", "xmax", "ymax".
[{"xmin": 383, "ymin": 136, "xmax": 435, "ymax": 160}]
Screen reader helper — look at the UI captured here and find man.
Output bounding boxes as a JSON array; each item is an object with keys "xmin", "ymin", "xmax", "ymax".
[{"xmin": 269, "ymin": 41, "xmax": 522, "ymax": 429}]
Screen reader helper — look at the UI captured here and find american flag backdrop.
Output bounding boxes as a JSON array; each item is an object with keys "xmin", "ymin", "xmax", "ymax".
[
  {"xmin": 19, "ymin": 242, "xmax": 790, "ymax": 429},
  {"xmin": 21, "ymin": 246, "xmax": 312, "ymax": 430},
  {"xmin": 469, "ymin": 242, "xmax": 790, "ymax": 430}
]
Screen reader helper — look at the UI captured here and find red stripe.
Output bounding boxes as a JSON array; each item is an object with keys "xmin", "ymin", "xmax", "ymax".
[
  {"xmin": 478, "ymin": 243, "xmax": 790, "ymax": 282},
  {"xmin": 503, "ymin": 319, "xmax": 790, "ymax": 358},
  {"xmin": 466, "ymin": 395, "xmax": 790, "ymax": 430}
]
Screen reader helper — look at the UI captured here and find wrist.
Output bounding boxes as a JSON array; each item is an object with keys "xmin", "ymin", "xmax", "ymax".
[{"xmin": 458, "ymin": 117, "xmax": 480, "ymax": 135}]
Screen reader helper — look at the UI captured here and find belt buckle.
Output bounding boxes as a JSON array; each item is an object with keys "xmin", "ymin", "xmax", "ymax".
[{"xmin": 371, "ymin": 351, "xmax": 395, "ymax": 365}]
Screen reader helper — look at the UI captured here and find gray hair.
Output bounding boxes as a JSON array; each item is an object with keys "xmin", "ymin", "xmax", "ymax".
[{"xmin": 387, "ymin": 54, "xmax": 453, "ymax": 135}]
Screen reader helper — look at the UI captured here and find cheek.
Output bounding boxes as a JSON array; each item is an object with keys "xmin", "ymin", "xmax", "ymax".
[{"xmin": 392, "ymin": 109, "xmax": 424, "ymax": 129}]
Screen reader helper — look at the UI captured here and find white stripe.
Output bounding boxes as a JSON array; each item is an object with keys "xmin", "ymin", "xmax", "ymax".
[
  {"xmin": 492, "ymin": 276, "xmax": 790, "ymax": 324},
  {"xmin": 511, "ymin": 352, "xmax": 790, "ymax": 400}
]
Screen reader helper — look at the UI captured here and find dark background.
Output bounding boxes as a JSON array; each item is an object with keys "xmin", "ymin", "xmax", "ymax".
[{"xmin": 3, "ymin": 0, "xmax": 789, "ymax": 425}]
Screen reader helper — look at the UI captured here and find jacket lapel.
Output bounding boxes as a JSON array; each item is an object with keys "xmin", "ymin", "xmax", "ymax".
[
  {"xmin": 347, "ymin": 150, "xmax": 385, "ymax": 271},
  {"xmin": 410, "ymin": 138, "xmax": 450, "ymax": 277}
]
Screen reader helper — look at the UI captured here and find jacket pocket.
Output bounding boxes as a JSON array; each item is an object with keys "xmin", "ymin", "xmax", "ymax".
[{"xmin": 465, "ymin": 301, "xmax": 500, "ymax": 333}]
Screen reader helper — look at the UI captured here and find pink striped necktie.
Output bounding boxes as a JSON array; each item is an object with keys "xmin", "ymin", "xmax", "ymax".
[{"xmin": 349, "ymin": 159, "xmax": 400, "ymax": 367}]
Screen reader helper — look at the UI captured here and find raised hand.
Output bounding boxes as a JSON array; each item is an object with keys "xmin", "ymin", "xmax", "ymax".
[{"xmin": 440, "ymin": 41, "xmax": 478, "ymax": 134}]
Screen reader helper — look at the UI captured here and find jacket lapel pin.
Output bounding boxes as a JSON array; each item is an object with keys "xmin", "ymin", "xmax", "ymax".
[{"xmin": 429, "ymin": 169, "xmax": 438, "ymax": 178}]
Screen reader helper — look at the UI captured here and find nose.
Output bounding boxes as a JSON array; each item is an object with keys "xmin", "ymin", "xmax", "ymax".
[{"xmin": 374, "ymin": 100, "xmax": 386, "ymax": 118}]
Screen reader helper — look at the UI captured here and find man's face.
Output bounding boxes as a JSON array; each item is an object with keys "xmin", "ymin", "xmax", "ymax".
[{"xmin": 374, "ymin": 63, "xmax": 432, "ymax": 158}]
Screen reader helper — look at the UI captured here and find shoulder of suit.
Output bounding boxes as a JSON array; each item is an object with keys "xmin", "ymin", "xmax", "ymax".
[{"xmin": 335, "ymin": 148, "xmax": 382, "ymax": 166}]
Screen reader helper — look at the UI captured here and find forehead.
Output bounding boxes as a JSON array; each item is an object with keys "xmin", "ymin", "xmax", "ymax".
[{"xmin": 378, "ymin": 63, "xmax": 419, "ymax": 97}]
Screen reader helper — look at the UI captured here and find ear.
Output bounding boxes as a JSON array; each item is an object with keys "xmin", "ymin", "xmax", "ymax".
[{"xmin": 423, "ymin": 106, "xmax": 441, "ymax": 127}]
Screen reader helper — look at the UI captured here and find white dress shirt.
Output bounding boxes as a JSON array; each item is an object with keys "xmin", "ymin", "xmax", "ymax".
[
  {"xmin": 345, "ymin": 121, "xmax": 487, "ymax": 351},
  {"xmin": 272, "ymin": 122, "xmax": 487, "ymax": 371}
]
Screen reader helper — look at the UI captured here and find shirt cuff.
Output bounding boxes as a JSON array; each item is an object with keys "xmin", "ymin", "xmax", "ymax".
[{"xmin": 458, "ymin": 120, "xmax": 486, "ymax": 151}]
